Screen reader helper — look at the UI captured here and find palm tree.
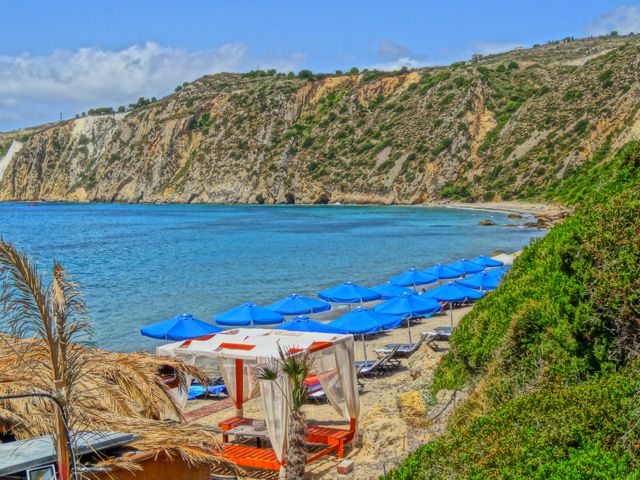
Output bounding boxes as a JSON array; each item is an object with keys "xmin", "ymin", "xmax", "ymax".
[
  {"xmin": 0, "ymin": 241, "xmax": 224, "ymax": 477},
  {"xmin": 257, "ymin": 347, "xmax": 313, "ymax": 480}
]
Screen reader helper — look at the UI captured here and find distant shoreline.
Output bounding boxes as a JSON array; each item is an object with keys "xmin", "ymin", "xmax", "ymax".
[
  {"xmin": 2, "ymin": 198, "xmax": 568, "ymax": 217},
  {"xmin": 436, "ymin": 200, "xmax": 569, "ymax": 217}
]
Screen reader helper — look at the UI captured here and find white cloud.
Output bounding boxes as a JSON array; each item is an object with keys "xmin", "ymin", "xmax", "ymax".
[
  {"xmin": 370, "ymin": 56, "xmax": 426, "ymax": 71},
  {"xmin": 378, "ymin": 40, "xmax": 411, "ymax": 58},
  {"xmin": 471, "ymin": 41, "xmax": 522, "ymax": 56},
  {"xmin": 587, "ymin": 4, "xmax": 640, "ymax": 35},
  {"xmin": 0, "ymin": 42, "xmax": 304, "ymax": 130},
  {"xmin": 370, "ymin": 40, "xmax": 429, "ymax": 71}
]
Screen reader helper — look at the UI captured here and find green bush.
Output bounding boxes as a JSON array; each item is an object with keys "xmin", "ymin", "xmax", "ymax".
[
  {"xmin": 432, "ymin": 137, "xmax": 452, "ymax": 155},
  {"xmin": 390, "ymin": 143, "xmax": 640, "ymax": 480},
  {"xmin": 440, "ymin": 181, "xmax": 471, "ymax": 200},
  {"xmin": 195, "ymin": 112, "xmax": 211, "ymax": 133},
  {"xmin": 390, "ymin": 375, "xmax": 639, "ymax": 480},
  {"xmin": 563, "ymin": 89, "xmax": 583, "ymax": 101},
  {"xmin": 297, "ymin": 69, "xmax": 315, "ymax": 80},
  {"xmin": 573, "ymin": 119, "xmax": 589, "ymax": 135},
  {"xmin": 301, "ymin": 136, "xmax": 315, "ymax": 149},
  {"xmin": 598, "ymin": 69, "xmax": 614, "ymax": 88}
]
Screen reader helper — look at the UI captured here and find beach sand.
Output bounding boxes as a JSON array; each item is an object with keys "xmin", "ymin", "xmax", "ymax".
[
  {"xmin": 187, "ymin": 305, "xmax": 474, "ymax": 479},
  {"xmin": 440, "ymin": 200, "xmax": 568, "ymax": 217}
]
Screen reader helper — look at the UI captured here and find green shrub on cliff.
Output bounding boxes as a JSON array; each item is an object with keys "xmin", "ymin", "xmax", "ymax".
[{"xmin": 390, "ymin": 142, "xmax": 640, "ymax": 480}]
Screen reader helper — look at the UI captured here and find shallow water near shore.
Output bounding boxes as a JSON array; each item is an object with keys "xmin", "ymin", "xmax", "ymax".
[{"xmin": 0, "ymin": 202, "xmax": 543, "ymax": 351}]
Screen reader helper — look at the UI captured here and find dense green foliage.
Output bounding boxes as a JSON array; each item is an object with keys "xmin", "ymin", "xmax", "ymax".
[
  {"xmin": 546, "ymin": 140, "xmax": 640, "ymax": 204},
  {"xmin": 392, "ymin": 375, "xmax": 639, "ymax": 479},
  {"xmin": 87, "ymin": 106, "xmax": 115, "ymax": 115},
  {"xmin": 390, "ymin": 143, "xmax": 640, "ymax": 479}
]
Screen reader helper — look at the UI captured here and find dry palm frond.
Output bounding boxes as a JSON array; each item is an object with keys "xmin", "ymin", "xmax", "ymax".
[{"xmin": 0, "ymin": 241, "xmax": 224, "ymax": 471}]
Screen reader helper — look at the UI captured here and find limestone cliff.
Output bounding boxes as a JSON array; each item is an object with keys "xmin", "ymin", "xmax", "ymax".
[{"xmin": 1, "ymin": 35, "xmax": 639, "ymax": 204}]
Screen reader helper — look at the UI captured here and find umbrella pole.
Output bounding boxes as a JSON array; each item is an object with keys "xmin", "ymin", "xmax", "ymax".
[
  {"xmin": 362, "ymin": 334, "xmax": 367, "ymax": 362},
  {"xmin": 450, "ymin": 302, "xmax": 454, "ymax": 326},
  {"xmin": 407, "ymin": 316, "xmax": 412, "ymax": 344}
]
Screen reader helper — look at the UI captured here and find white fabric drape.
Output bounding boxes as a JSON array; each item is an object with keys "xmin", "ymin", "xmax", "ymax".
[
  {"xmin": 316, "ymin": 339, "xmax": 360, "ymax": 421},
  {"xmin": 259, "ymin": 372, "xmax": 291, "ymax": 466},
  {"xmin": 170, "ymin": 353, "xmax": 197, "ymax": 410},
  {"xmin": 218, "ymin": 357, "xmax": 260, "ymax": 411}
]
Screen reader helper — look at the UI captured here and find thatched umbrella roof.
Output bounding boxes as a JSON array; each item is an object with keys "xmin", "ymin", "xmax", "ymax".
[{"xmin": 0, "ymin": 335, "xmax": 225, "ymax": 470}]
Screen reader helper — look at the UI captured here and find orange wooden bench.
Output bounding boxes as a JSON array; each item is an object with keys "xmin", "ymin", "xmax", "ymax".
[
  {"xmin": 307, "ymin": 426, "xmax": 354, "ymax": 458},
  {"xmin": 219, "ymin": 417, "xmax": 254, "ymax": 443},
  {"xmin": 222, "ymin": 444, "xmax": 340, "ymax": 471},
  {"xmin": 223, "ymin": 444, "xmax": 281, "ymax": 471},
  {"xmin": 219, "ymin": 417, "xmax": 355, "ymax": 458}
]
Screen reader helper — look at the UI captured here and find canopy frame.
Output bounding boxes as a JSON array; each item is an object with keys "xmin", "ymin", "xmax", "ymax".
[{"xmin": 157, "ymin": 329, "xmax": 360, "ymax": 471}]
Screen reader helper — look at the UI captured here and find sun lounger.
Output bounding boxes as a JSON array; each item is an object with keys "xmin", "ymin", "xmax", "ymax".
[
  {"xmin": 187, "ymin": 384, "xmax": 228, "ymax": 400},
  {"xmin": 308, "ymin": 389, "xmax": 327, "ymax": 402},
  {"xmin": 356, "ymin": 345, "xmax": 399, "ymax": 376},
  {"xmin": 434, "ymin": 325, "xmax": 452, "ymax": 335},
  {"xmin": 374, "ymin": 331, "xmax": 436, "ymax": 359},
  {"xmin": 426, "ymin": 326, "xmax": 452, "ymax": 341}
]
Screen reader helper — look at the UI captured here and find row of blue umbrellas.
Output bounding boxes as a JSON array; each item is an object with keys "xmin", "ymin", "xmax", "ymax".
[
  {"xmin": 141, "ymin": 258, "xmax": 509, "ymax": 342},
  {"xmin": 388, "ymin": 256, "xmax": 503, "ymax": 288}
]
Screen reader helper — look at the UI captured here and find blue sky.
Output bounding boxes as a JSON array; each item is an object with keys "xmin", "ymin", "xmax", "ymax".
[{"xmin": 1, "ymin": 1, "xmax": 639, "ymax": 131}]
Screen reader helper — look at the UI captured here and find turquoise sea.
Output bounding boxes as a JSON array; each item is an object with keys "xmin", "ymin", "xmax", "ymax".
[{"xmin": 0, "ymin": 203, "xmax": 543, "ymax": 351}]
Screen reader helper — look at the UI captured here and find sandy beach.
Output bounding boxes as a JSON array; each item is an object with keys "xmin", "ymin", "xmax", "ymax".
[
  {"xmin": 186, "ymin": 305, "xmax": 474, "ymax": 479},
  {"xmin": 439, "ymin": 200, "xmax": 569, "ymax": 217}
]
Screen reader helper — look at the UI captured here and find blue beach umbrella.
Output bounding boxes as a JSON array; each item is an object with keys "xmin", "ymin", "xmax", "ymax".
[
  {"xmin": 389, "ymin": 268, "xmax": 437, "ymax": 289},
  {"xmin": 214, "ymin": 302, "xmax": 284, "ymax": 327},
  {"xmin": 422, "ymin": 263, "xmax": 465, "ymax": 280},
  {"xmin": 428, "ymin": 282, "xmax": 485, "ymax": 325},
  {"xmin": 141, "ymin": 313, "xmax": 222, "ymax": 341},
  {"xmin": 374, "ymin": 293, "xmax": 443, "ymax": 343},
  {"xmin": 447, "ymin": 259, "xmax": 485, "ymax": 275},
  {"xmin": 274, "ymin": 316, "xmax": 345, "ymax": 334},
  {"xmin": 328, "ymin": 307, "xmax": 402, "ymax": 361},
  {"xmin": 371, "ymin": 281, "xmax": 417, "ymax": 299},
  {"xmin": 318, "ymin": 281, "xmax": 381, "ymax": 304},
  {"xmin": 470, "ymin": 255, "xmax": 504, "ymax": 268},
  {"xmin": 486, "ymin": 266, "xmax": 510, "ymax": 280},
  {"xmin": 266, "ymin": 294, "xmax": 331, "ymax": 316},
  {"xmin": 456, "ymin": 272, "xmax": 500, "ymax": 291}
]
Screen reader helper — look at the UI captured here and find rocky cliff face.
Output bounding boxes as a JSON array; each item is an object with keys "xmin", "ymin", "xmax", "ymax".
[{"xmin": 1, "ymin": 35, "xmax": 639, "ymax": 204}]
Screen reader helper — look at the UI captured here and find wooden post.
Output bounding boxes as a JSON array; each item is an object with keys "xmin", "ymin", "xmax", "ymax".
[
  {"xmin": 54, "ymin": 380, "xmax": 70, "ymax": 480},
  {"xmin": 234, "ymin": 359, "xmax": 244, "ymax": 418}
]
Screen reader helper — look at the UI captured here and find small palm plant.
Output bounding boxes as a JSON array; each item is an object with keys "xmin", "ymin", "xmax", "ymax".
[
  {"xmin": 257, "ymin": 346, "xmax": 313, "ymax": 480},
  {"xmin": 0, "ymin": 241, "xmax": 222, "ymax": 477}
]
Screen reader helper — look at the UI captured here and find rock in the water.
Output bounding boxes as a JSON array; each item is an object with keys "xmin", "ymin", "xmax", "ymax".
[
  {"xmin": 479, "ymin": 219, "xmax": 496, "ymax": 226},
  {"xmin": 507, "ymin": 213, "xmax": 523, "ymax": 220}
]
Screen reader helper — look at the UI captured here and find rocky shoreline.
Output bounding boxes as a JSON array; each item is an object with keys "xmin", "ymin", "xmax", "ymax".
[{"xmin": 443, "ymin": 201, "xmax": 572, "ymax": 229}]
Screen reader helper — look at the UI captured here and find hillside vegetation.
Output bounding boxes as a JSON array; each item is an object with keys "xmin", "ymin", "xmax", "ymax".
[
  {"xmin": 0, "ymin": 35, "xmax": 639, "ymax": 203},
  {"xmin": 389, "ymin": 142, "xmax": 640, "ymax": 479}
]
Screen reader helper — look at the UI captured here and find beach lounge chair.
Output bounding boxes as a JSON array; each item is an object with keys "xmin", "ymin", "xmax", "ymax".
[
  {"xmin": 356, "ymin": 345, "xmax": 399, "ymax": 376},
  {"xmin": 374, "ymin": 331, "xmax": 436, "ymax": 359},
  {"xmin": 187, "ymin": 383, "xmax": 228, "ymax": 400},
  {"xmin": 426, "ymin": 326, "xmax": 452, "ymax": 341}
]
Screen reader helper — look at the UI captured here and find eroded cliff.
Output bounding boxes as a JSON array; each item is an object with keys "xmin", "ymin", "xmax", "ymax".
[{"xmin": 1, "ymin": 35, "xmax": 639, "ymax": 204}]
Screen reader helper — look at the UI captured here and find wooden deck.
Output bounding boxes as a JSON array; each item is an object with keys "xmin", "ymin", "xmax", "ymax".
[
  {"xmin": 183, "ymin": 398, "xmax": 233, "ymax": 423},
  {"xmin": 223, "ymin": 444, "xmax": 281, "ymax": 471}
]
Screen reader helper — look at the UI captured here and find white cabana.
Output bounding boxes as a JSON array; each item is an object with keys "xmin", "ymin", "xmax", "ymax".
[{"xmin": 157, "ymin": 328, "xmax": 360, "ymax": 470}]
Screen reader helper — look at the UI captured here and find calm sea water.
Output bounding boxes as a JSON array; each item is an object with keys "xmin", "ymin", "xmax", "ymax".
[{"xmin": 0, "ymin": 203, "xmax": 543, "ymax": 351}]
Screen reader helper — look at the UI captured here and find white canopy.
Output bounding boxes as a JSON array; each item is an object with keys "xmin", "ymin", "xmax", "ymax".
[{"xmin": 157, "ymin": 328, "xmax": 360, "ymax": 466}]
